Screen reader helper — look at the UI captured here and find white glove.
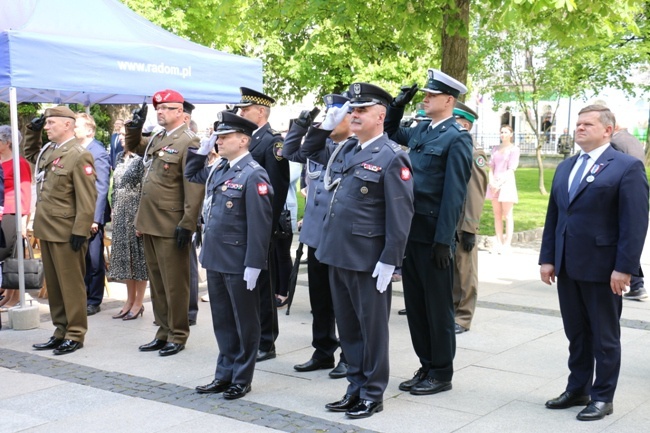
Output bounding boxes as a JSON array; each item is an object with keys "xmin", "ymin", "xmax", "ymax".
[
  {"xmin": 197, "ymin": 133, "xmax": 218, "ymax": 155},
  {"xmin": 372, "ymin": 261, "xmax": 395, "ymax": 293},
  {"xmin": 320, "ymin": 102, "xmax": 351, "ymax": 130},
  {"xmin": 243, "ymin": 267, "xmax": 261, "ymax": 291}
]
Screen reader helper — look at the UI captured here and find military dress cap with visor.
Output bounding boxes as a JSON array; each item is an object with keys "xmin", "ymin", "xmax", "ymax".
[
  {"xmin": 323, "ymin": 93, "xmax": 351, "ymax": 111},
  {"xmin": 420, "ymin": 69, "xmax": 468, "ymax": 99},
  {"xmin": 234, "ymin": 87, "xmax": 276, "ymax": 108},
  {"xmin": 152, "ymin": 89, "xmax": 184, "ymax": 109},
  {"xmin": 214, "ymin": 111, "xmax": 258, "ymax": 136},
  {"xmin": 44, "ymin": 106, "xmax": 76, "ymax": 119},
  {"xmin": 453, "ymin": 100, "xmax": 479, "ymax": 123},
  {"xmin": 348, "ymin": 83, "xmax": 393, "ymax": 107},
  {"xmin": 183, "ymin": 101, "xmax": 195, "ymax": 114}
]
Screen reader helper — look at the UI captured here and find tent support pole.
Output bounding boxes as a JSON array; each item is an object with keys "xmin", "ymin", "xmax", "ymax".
[{"xmin": 9, "ymin": 87, "xmax": 26, "ymax": 309}]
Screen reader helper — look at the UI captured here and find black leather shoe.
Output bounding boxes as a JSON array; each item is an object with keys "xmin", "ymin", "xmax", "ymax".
[
  {"xmin": 346, "ymin": 400, "xmax": 383, "ymax": 419},
  {"xmin": 294, "ymin": 358, "xmax": 335, "ymax": 372},
  {"xmin": 576, "ymin": 401, "xmax": 613, "ymax": 421},
  {"xmin": 398, "ymin": 368, "xmax": 428, "ymax": 391},
  {"xmin": 159, "ymin": 342, "xmax": 185, "ymax": 356},
  {"xmin": 329, "ymin": 361, "xmax": 348, "ymax": 379},
  {"xmin": 33, "ymin": 336, "xmax": 64, "ymax": 350},
  {"xmin": 52, "ymin": 339, "xmax": 83, "ymax": 355},
  {"xmin": 410, "ymin": 377, "xmax": 452, "ymax": 395},
  {"xmin": 86, "ymin": 304, "xmax": 101, "ymax": 316},
  {"xmin": 325, "ymin": 394, "xmax": 360, "ymax": 412},
  {"xmin": 455, "ymin": 323, "xmax": 469, "ymax": 334},
  {"xmin": 398, "ymin": 309, "xmax": 407, "ymax": 316},
  {"xmin": 257, "ymin": 348, "xmax": 276, "ymax": 362},
  {"xmin": 545, "ymin": 391, "xmax": 591, "ymax": 409},
  {"xmin": 196, "ymin": 379, "xmax": 231, "ymax": 394},
  {"xmin": 223, "ymin": 383, "xmax": 251, "ymax": 400},
  {"xmin": 139, "ymin": 339, "xmax": 167, "ymax": 352},
  {"xmin": 189, "ymin": 319, "xmax": 197, "ymax": 326}
]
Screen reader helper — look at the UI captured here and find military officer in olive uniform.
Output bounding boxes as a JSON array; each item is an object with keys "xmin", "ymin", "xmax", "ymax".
[
  {"xmin": 234, "ymin": 87, "xmax": 289, "ymax": 362},
  {"xmin": 186, "ymin": 111, "xmax": 274, "ymax": 400},
  {"xmin": 451, "ymin": 101, "xmax": 488, "ymax": 334},
  {"xmin": 135, "ymin": 89, "xmax": 204, "ymax": 357},
  {"xmin": 384, "ymin": 69, "xmax": 473, "ymax": 396},
  {"xmin": 24, "ymin": 106, "xmax": 97, "ymax": 355},
  {"xmin": 283, "ymin": 94, "xmax": 351, "ymax": 379},
  {"xmin": 303, "ymin": 83, "xmax": 414, "ymax": 419}
]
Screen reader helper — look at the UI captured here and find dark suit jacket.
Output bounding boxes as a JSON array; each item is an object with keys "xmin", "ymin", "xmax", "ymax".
[
  {"xmin": 539, "ymin": 145, "xmax": 649, "ymax": 282},
  {"xmin": 86, "ymin": 139, "xmax": 111, "ymax": 224},
  {"xmin": 109, "ymin": 133, "xmax": 124, "ymax": 170}
]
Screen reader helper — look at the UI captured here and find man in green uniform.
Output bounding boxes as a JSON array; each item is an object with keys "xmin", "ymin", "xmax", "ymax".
[
  {"xmin": 452, "ymin": 101, "xmax": 488, "ymax": 334},
  {"xmin": 25, "ymin": 106, "xmax": 97, "ymax": 355},
  {"xmin": 135, "ymin": 89, "xmax": 204, "ymax": 357}
]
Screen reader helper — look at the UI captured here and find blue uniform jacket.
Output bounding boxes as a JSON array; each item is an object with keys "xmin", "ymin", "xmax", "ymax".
[
  {"xmin": 385, "ymin": 106, "xmax": 473, "ymax": 246},
  {"xmin": 303, "ymin": 127, "xmax": 414, "ymax": 272},
  {"xmin": 185, "ymin": 151, "xmax": 274, "ymax": 274}
]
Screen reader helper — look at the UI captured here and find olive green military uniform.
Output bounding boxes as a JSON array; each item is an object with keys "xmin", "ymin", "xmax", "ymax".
[
  {"xmin": 453, "ymin": 144, "xmax": 488, "ymax": 329},
  {"xmin": 24, "ymin": 128, "xmax": 97, "ymax": 343},
  {"xmin": 134, "ymin": 124, "xmax": 204, "ymax": 345}
]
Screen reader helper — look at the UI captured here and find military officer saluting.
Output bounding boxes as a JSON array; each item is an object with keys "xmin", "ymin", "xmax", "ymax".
[
  {"xmin": 135, "ymin": 89, "xmax": 204, "ymax": 357},
  {"xmin": 24, "ymin": 106, "xmax": 97, "ymax": 355},
  {"xmin": 186, "ymin": 111, "xmax": 274, "ymax": 400},
  {"xmin": 303, "ymin": 83, "xmax": 414, "ymax": 419},
  {"xmin": 234, "ymin": 87, "xmax": 289, "ymax": 362},
  {"xmin": 384, "ymin": 69, "xmax": 473, "ymax": 396},
  {"xmin": 451, "ymin": 101, "xmax": 488, "ymax": 334}
]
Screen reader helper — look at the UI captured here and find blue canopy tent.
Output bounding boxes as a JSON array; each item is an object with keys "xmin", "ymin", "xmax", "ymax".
[{"xmin": 0, "ymin": 0, "xmax": 263, "ymax": 319}]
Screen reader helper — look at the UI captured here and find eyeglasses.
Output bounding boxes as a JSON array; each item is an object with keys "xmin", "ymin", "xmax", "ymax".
[{"xmin": 156, "ymin": 105, "xmax": 182, "ymax": 111}]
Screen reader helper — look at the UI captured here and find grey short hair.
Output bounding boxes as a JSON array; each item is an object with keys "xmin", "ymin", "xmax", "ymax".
[{"xmin": 0, "ymin": 125, "xmax": 20, "ymax": 147}]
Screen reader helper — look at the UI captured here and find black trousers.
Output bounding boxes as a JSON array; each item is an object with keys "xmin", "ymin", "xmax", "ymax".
[
  {"xmin": 258, "ymin": 239, "xmax": 278, "ymax": 352},
  {"xmin": 402, "ymin": 240, "xmax": 456, "ymax": 382},
  {"xmin": 307, "ymin": 246, "xmax": 340, "ymax": 361},
  {"xmin": 188, "ymin": 237, "xmax": 199, "ymax": 322}
]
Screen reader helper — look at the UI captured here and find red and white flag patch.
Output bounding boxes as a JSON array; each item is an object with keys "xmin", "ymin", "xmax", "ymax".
[
  {"xmin": 84, "ymin": 165, "xmax": 94, "ymax": 175},
  {"xmin": 257, "ymin": 183, "xmax": 269, "ymax": 195},
  {"xmin": 400, "ymin": 167, "xmax": 411, "ymax": 181}
]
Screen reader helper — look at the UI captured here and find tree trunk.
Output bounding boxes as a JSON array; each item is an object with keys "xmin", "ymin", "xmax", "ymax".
[
  {"xmin": 441, "ymin": 0, "xmax": 470, "ymax": 102},
  {"xmin": 104, "ymin": 104, "xmax": 139, "ymax": 131},
  {"xmin": 535, "ymin": 139, "xmax": 547, "ymax": 195}
]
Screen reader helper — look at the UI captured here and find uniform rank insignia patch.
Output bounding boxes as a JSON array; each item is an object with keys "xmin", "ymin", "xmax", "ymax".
[
  {"xmin": 258, "ymin": 183, "xmax": 269, "ymax": 195},
  {"xmin": 84, "ymin": 165, "xmax": 94, "ymax": 175},
  {"xmin": 361, "ymin": 163, "xmax": 382, "ymax": 172},
  {"xmin": 274, "ymin": 142, "xmax": 284, "ymax": 161},
  {"xmin": 475, "ymin": 155, "xmax": 486, "ymax": 167},
  {"xmin": 400, "ymin": 167, "xmax": 411, "ymax": 181}
]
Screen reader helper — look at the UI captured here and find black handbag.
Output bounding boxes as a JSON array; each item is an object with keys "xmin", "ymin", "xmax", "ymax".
[
  {"xmin": 2, "ymin": 238, "xmax": 44, "ymax": 290},
  {"xmin": 276, "ymin": 208, "xmax": 293, "ymax": 239}
]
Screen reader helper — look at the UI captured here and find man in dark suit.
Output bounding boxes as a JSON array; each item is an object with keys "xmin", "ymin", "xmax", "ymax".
[
  {"xmin": 303, "ymin": 82, "xmax": 414, "ymax": 419},
  {"xmin": 109, "ymin": 119, "xmax": 124, "ymax": 170},
  {"xmin": 235, "ymin": 87, "xmax": 289, "ymax": 362},
  {"xmin": 611, "ymin": 123, "xmax": 647, "ymax": 301},
  {"xmin": 451, "ymin": 101, "xmax": 488, "ymax": 334},
  {"xmin": 186, "ymin": 111, "xmax": 274, "ymax": 400},
  {"xmin": 74, "ymin": 113, "xmax": 111, "ymax": 316},
  {"xmin": 540, "ymin": 105, "xmax": 649, "ymax": 421},
  {"xmin": 384, "ymin": 69, "xmax": 473, "ymax": 396},
  {"xmin": 283, "ymin": 94, "xmax": 351, "ymax": 379}
]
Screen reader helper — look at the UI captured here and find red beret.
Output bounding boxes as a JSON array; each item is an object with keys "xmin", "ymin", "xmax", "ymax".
[{"xmin": 153, "ymin": 89, "xmax": 184, "ymax": 108}]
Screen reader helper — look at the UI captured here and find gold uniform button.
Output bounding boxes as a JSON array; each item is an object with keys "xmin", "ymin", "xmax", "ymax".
[
  {"xmin": 222, "ymin": 185, "xmax": 228, "ymax": 191},
  {"xmin": 226, "ymin": 201, "xmax": 233, "ymax": 208},
  {"xmin": 158, "ymin": 151, "xmax": 164, "ymax": 157},
  {"xmin": 360, "ymin": 186, "xmax": 368, "ymax": 194}
]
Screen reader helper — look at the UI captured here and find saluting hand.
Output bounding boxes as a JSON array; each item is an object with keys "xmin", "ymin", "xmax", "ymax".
[{"xmin": 320, "ymin": 102, "xmax": 350, "ymax": 130}]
